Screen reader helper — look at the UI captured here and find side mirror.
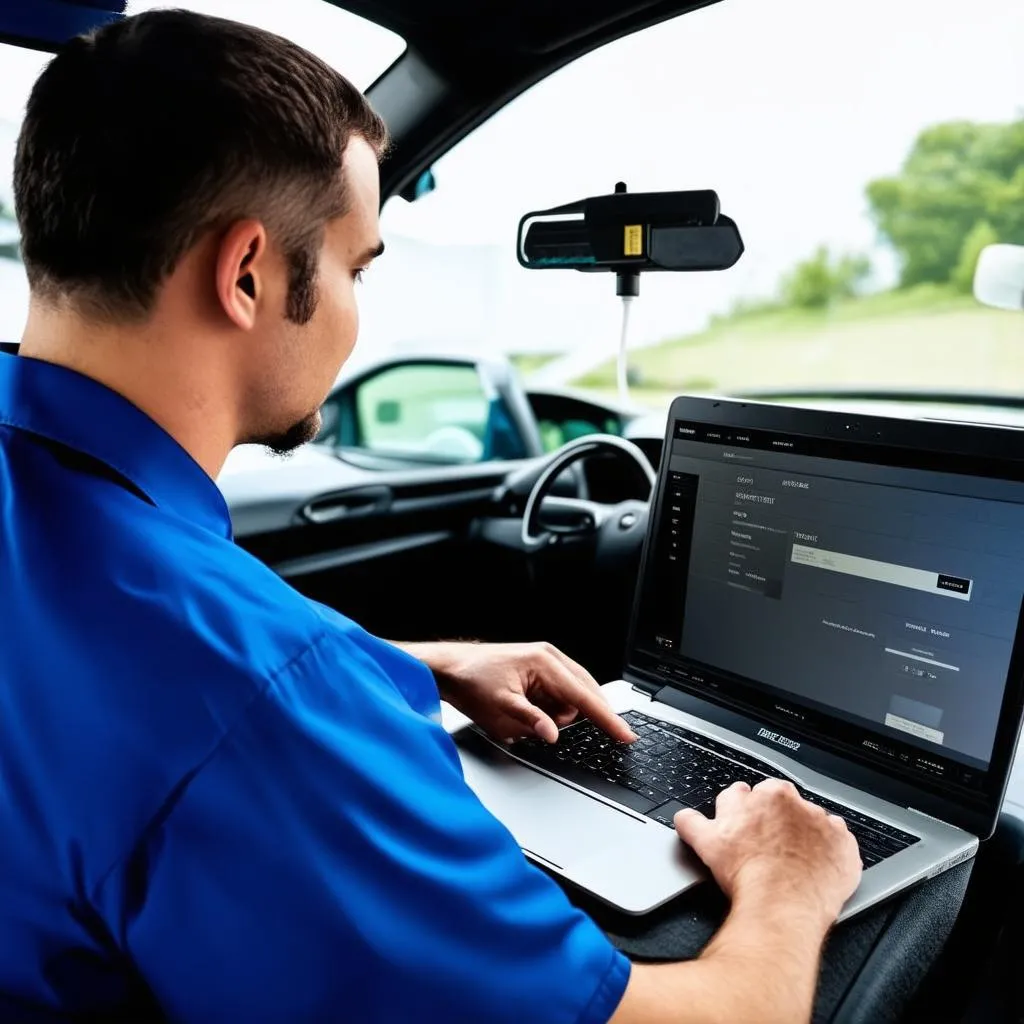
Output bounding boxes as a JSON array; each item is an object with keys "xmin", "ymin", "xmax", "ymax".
[
  {"xmin": 974, "ymin": 243, "xmax": 1024, "ymax": 311},
  {"xmin": 322, "ymin": 357, "xmax": 543, "ymax": 466}
]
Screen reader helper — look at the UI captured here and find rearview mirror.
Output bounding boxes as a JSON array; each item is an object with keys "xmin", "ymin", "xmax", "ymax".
[{"xmin": 517, "ymin": 187, "xmax": 744, "ymax": 274}]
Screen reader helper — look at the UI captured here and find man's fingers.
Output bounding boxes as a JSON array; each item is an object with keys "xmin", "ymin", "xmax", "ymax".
[
  {"xmin": 528, "ymin": 644, "xmax": 636, "ymax": 742},
  {"xmin": 673, "ymin": 807, "xmax": 712, "ymax": 852},
  {"xmin": 542, "ymin": 643, "xmax": 604, "ymax": 697},
  {"xmin": 536, "ymin": 643, "xmax": 635, "ymax": 736},
  {"xmin": 551, "ymin": 706, "xmax": 581, "ymax": 727},
  {"xmin": 554, "ymin": 674, "xmax": 636, "ymax": 743},
  {"xmin": 505, "ymin": 694, "xmax": 559, "ymax": 743},
  {"xmin": 715, "ymin": 780, "xmax": 750, "ymax": 814}
]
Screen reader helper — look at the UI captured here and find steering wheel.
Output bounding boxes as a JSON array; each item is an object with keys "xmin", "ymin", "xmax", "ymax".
[{"xmin": 520, "ymin": 434, "xmax": 656, "ymax": 549}]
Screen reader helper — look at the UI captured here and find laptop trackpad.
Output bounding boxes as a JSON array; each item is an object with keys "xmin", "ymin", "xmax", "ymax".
[
  {"xmin": 456, "ymin": 728, "xmax": 707, "ymax": 914},
  {"xmin": 457, "ymin": 731, "xmax": 656, "ymax": 868}
]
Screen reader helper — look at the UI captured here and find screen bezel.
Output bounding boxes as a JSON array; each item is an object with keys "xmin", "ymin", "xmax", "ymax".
[{"xmin": 624, "ymin": 395, "xmax": 1024, "ymax": 837}]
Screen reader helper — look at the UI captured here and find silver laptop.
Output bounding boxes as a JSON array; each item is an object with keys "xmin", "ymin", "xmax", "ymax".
[{"xmin": 454, "ymin": 395, "xmax": 1024, "ymax": 919}]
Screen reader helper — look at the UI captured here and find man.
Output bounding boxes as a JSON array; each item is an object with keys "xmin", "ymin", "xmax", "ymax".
[{"xmin": 0, "ymin": 10, "xmax": 859, "ymax": 1022}]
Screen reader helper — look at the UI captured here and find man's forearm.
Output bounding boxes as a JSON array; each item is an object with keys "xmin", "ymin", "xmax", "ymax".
[
  {"xmin": 612, "ymin": 890, "xmax": 829, "ymax": 1024},
  {"xmin": 391, "ymin": 641, "xmax": 467, "ymax": 700},
  {"xmin": 392, "ymin": 641, "xmax": 451, "ymax": 665}
]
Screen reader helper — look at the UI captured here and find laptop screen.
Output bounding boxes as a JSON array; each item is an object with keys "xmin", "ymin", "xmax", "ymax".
[{"xmin": 629, "ymin": 407, "xmax": 1024, "ymax": 798}]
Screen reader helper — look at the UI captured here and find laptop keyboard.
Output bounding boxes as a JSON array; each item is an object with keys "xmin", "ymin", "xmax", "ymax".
[{"xmin": 510, "ymin": 710, "xmax": 919, "ymax": 868}]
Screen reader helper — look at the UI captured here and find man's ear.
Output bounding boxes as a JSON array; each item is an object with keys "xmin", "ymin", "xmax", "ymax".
[{"xmin": 215, "ymin": 220, "xmax": 268, "ymax": 330}]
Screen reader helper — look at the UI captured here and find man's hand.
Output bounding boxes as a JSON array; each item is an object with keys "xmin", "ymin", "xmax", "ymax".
[
  {"xmin": 396, "ymin": 641, "xmax": 636, "ymax": 745},
  {"xmin": 675, "ymin": 778, "xmax": 862, "ymax": 927},
  {"xmin": 611, "ymin": 781, "xmax": 862, "ymax": 1024}
]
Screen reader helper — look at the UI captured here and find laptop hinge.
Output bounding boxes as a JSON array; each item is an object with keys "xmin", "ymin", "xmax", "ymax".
[
  {"xmin": 627, "ymin": 677, "xmax": 660, "ymax": 696},
  {"xmin": 622, "ymin": 665, "xmax": 660, "ymax": 695}
]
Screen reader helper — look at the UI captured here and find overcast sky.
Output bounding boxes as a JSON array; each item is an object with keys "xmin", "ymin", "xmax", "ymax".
[{"xmin": 0, "ymin": 0, "xmax": 1021, "ymax": 360}]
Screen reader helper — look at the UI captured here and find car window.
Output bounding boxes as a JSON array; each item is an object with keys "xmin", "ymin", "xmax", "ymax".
[
  {"xmin": 364, "ymin": 0, "xmax": 1024, "ymax": 412},
  {"xmin": 126, "ymin": 0, "xmax": 404, "ymax": 86},
  {"xmin": 0, "ymin": 43, "xmax": 46, "ymax": 343},
  {"xmin": 0, "ymin": 2, "xmax": 404, "ymax": 342}
]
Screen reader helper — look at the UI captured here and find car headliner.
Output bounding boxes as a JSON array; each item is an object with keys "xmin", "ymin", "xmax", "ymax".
[{"xmin": 1, "ymin": 0, "xmax": 722, "ymax": 202}]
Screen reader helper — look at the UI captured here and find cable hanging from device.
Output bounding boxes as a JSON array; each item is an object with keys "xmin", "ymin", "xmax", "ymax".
[
  {"xmin": 614, "ymin": 181, "xmax": 639, "ymax": 404},
  {"xmin": 616, "ymin": 292, "xmax": 635, "ymax": 404}
]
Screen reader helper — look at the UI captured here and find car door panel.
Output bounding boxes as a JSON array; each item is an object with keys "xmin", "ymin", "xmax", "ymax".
[{"xmin": 229, "ymin": 457, "xmax": 541, "ymax": 643}]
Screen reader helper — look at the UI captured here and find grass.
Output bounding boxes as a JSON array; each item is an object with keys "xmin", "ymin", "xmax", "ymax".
[{"xmin": 573, "ymin": 285, "xmax": 1024, "ymax": 410}]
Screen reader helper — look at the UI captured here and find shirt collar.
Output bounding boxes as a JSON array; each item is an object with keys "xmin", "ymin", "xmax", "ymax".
[{"xmin": 0, "ymin": 349, "xmax": 232, "ymax": 539}]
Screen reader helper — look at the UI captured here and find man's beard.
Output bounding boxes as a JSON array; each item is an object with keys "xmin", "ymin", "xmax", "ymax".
[{"xmin": 247, "ymin": 408, "xmax": 322, "ymax": 456}]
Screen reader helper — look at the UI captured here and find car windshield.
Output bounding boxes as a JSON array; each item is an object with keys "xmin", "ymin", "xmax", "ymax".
[
  {"xmin": 1, "ymin": 0, "xmax": 1021, "ymax": 413},
  {"xmin": 0, "ymin": 0, "xmax": 404, "ymax": 340},
  {"xmin": 364, "ymin": 0, "xmax": 1024, "ymax": 410}
]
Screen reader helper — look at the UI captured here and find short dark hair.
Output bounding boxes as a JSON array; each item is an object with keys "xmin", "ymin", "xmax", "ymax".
[{"xmin": 14, "ymin": 8, "xmax": 389, "ymax": 323}]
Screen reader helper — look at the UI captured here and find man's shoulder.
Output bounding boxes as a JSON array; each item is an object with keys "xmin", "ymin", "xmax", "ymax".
[
  {"xmin": 109, "ymin": 507, "xmax": 331, "ymax": 695},
  {"xmin": 1, "ymin": 427, "xmax": 331, "ymax": 705}
]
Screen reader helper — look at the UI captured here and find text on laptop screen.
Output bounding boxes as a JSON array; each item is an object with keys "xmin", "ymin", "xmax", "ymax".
[{"xmin": 632, "ymin": 419, "xmax": 1024, "ymax": 787}]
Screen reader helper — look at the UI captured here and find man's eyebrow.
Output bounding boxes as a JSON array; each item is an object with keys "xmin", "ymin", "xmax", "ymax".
[{"xmin": 357, "ymin": 241, "xmax": 385, "ymax": 263}]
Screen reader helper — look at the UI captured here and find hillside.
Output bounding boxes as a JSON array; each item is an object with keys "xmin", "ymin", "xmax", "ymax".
[{"xmin": 573, "ymin": 286, "xmax": 1024, "ymax": 409}]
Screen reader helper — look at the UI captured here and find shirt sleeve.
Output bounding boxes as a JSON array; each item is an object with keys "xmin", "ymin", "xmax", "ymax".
[{"xmin": 100, "ymin": 631, "xmax": 631, "ymax": 1024}]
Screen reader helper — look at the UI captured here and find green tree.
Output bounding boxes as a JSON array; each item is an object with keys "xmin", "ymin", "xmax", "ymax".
[
  {"xmin": 833, "ymin": 253, "xmax": 871, "ymax": 298},
  {"xmin": 866, "ymin": 118, "xmax": 1024, "ymax": 288},
  {"xmin": 782, "ymin": 246, "xmax": 832, "ymax": 308},
  {"xmin": 951, "ymin": 220, "xmax": 999, "ymax": 294},
  {"xmin": 781, "ymin": 246, "xmax": 871, "ymax": 309}
]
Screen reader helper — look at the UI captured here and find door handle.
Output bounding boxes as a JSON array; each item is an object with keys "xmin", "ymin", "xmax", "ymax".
[{"xmin": 300, "ymin": 486, "xmax": 392, "ymax": 524}]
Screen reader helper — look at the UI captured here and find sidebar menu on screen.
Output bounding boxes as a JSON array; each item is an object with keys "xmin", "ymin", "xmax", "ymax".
[{"xmin": 636, "ymin": 470, "xmax": 700, "ymax": 653}]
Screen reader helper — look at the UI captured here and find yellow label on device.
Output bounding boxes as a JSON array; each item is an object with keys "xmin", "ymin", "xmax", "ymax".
[{"xmin": 624, "ymin": 224, "xmax": 643, "ymax": 256}]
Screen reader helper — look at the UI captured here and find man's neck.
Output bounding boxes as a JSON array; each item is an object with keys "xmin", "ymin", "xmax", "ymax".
[{"xmin": 19, "ymin": 303, "xmax": 238, "ymax": 480}]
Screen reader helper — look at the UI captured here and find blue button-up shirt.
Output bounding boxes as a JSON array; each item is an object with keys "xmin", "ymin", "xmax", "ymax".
[{"xmin": 0, "ymin": 350, "xmax": 630, "ymax": 1022}]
